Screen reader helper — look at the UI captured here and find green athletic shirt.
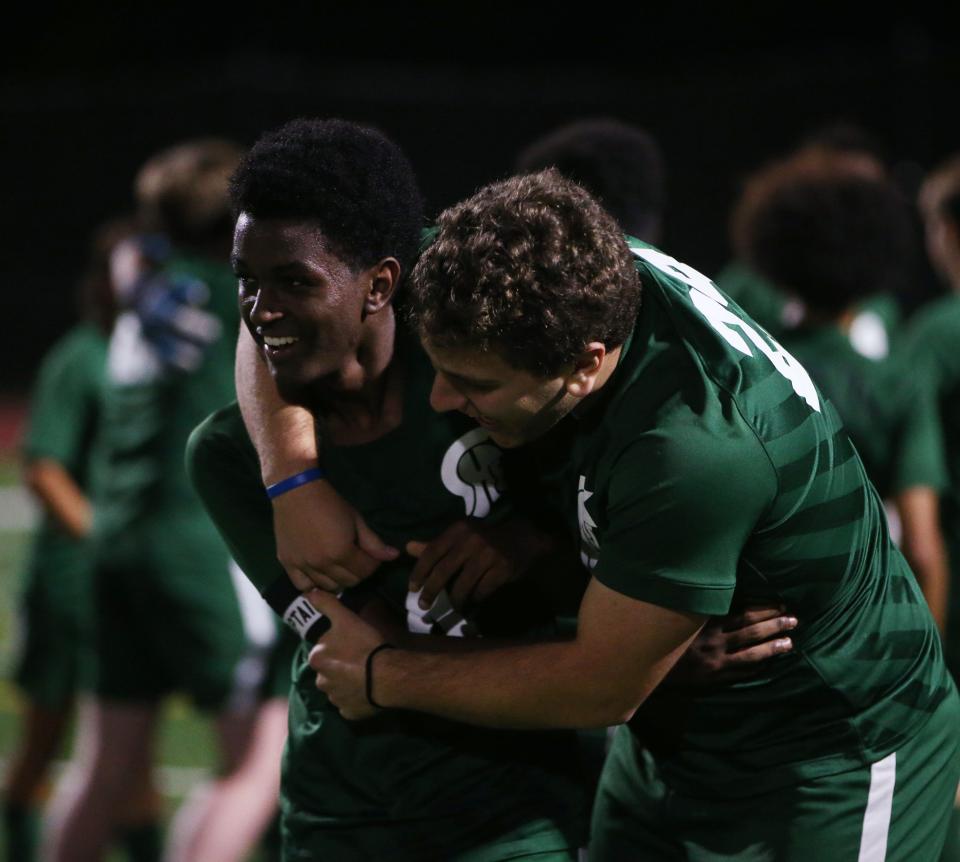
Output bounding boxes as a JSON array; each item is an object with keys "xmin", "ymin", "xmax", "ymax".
[
  {"xmin": 188, "ymin": 333, "xmax": 523, "ymax": 624},
  {"xmin": 781, "ymin": 325, "xmax": 946, "ymax": 498},
  {"xmin": 187, "ymin": 333, "xmax": 587, "ymax": 848},
  {"xmin": 21, "ymin": 323, "xmax": 106, "ymax": 578},
  {"xmin": 528, "ymin": 240, "xmax": 953, "ymax": 796},
  {"xmin": 94, "ymin": 254, "xmax": 237, "ymax": 544}
]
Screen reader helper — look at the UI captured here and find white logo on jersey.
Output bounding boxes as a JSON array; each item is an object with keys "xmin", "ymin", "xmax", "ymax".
[
  {"xmin": 630, "ymin": 246, "xmax": 821, "ymax": 413},
  {"xmin": 440, "ymin": 427, "xmax": 505, "ymax": 518},
  {"xmin": 578, "ymin": 475, "xmax": 600, "ymax": 570},
  {"xmin": 405, "ymin": 587, "xmax": 479, "ymax": 638}
]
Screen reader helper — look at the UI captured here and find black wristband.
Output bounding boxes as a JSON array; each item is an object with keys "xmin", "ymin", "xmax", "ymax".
[{"xmin": 365, "ymin": 643, "xmax": 396, "ymax": 709}]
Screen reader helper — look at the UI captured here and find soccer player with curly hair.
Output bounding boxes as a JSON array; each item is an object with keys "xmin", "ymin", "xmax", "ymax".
[{"xmin": 306, "ymin": 170, "xmax": 960, "ymax": 861}]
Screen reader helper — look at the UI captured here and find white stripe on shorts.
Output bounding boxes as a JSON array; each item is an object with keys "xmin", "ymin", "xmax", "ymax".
[{"xmin": 857, "ymin": 750, "xmax": 897, "ymax": 862}]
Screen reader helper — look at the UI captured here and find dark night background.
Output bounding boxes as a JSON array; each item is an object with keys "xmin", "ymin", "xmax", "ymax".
[{"xmin": 2, "ymin": 4, "xmax": 958, "ymax": 392}]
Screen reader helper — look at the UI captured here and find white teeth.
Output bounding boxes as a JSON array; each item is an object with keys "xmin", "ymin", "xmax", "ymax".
[{"xmin": 264, "ymin": 335, "xmax": 298, "ymax": 347}]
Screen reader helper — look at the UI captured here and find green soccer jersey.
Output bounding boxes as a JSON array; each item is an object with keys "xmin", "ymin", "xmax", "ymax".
[
  {"xmin": 21, "ymin": 323, "xmax": 106, "ymax": 583},
  {"xmin": 94, "ymin": 254, "xmax": 238, "ymax": 546},
  {"xmin": 187, "ymin": 333, "xmax": 588, "ymax": 856},
  {"xmin": 527, "ymin": 241, "xmax": 953, "ymax": 796},
  {"xmin": 781, "ymin": 325, "xmax": 946, "ymax": 498}
]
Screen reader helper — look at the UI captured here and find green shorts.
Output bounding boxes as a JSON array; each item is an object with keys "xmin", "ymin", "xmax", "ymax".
[
  {"xmin": 13, "ymin": 538, "xmax": 93, "ymax": 709},
  {"xmin": 591, "ymin": 688, "xmax": 960, "ymax": 861},
  {"xmin": 89, "ymin": 517, "xmax": 278, "ymax": 711},
  {"xmin": 279, "ymin": 659, "xmax": 589, "ymax": 862}
]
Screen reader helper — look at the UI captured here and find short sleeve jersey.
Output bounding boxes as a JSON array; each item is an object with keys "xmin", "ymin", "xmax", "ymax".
[
  {"xmin": 529, "ymin": 241, "xmax": 952, "ymax": 795},
  {"xmin": 22, "ymin": 323, "xmax": 107, "ymax": 570},
  {"xmin": 94, "ymin": 254, "xmax": 238, "ymax": 543},
  {"xmin": 781, "ymin": 325, "xmax": 946, "ymax": 498}
]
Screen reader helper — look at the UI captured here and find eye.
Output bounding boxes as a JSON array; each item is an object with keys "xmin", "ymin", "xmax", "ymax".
[
  {"xmin": 236, "ymin": 275, "xmax": 257, "ymax": 293},
  {"xmin": 283, "ymin": 276, "xmax": 313, "ymax": 293},
  {"xmin": 453, "ymin": 376, "xmax": 497, "ymax": 394}
]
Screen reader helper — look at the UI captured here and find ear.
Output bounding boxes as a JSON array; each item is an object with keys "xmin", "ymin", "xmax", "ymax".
[
  {"xmin": 564, "ymin": 342, "xmax": 607, "ymax": 398},
  {"xmin": 364, "ymin": 258, "xmax": 402, "ymax": 315}
]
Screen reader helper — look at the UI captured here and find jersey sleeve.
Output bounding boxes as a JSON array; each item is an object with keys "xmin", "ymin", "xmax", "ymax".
[
  {"xmin": 23, "ymin": 331, "xmax": 102, "ymax": 467},
  {"xmin": 592, "ymin": 410, "xmax": 777, "ymax": 616},
  {"xmin": 904, "ymin": 301, "xmax": 960, "ymax": 400},
  {"xmin": 888, "ymin": 374, "xmax": 948, "ymax": 494},
  {"xmin": 185, "ymin": 402, "xmax": 286, "ymax": 595}
]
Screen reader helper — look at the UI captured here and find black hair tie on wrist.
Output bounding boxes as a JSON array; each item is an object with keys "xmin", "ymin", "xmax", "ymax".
[{"xmin": 365, "ymin": 643, "xmax": 396, "ymax": 709}]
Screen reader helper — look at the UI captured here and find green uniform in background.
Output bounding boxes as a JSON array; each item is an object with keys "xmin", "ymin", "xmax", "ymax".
[
  {"xmin": 714, "ymin": 260, "xmax": 804, "ymax": 340},
  {"xmin": 905, "ymin": 295, "xmax": 960, "ymax": 674},
  {"xmin": 187, "ymin": 335, "xmax": 589, "ymax": 862},
  {"xmin": 781, "ymin": 325, "xmax": 946, "ymax": 499},
  {"xmin": 91, "ymin": 254, "xmax": 276, "ymax": 709},
  {"xmin": 716, "ymin": 260, "xmax": 901, "ymax": 359},
  {"xmin": 13, "ymin": 323, "xmax": 106, "ymax": 707},
  {"xmin": 530, "ymin": 243, "xmax": 958, "ymax": 861}
]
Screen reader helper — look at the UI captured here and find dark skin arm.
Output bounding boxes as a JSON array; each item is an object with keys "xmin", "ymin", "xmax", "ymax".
[{"xmin": 235, "ymin": 324, "xmax": 399, "ymax": 592}]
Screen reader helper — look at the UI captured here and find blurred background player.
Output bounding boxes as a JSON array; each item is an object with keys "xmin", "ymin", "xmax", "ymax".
[
  {"xmin": 515, "ymin": 117, "xmax": 665, "ymax": 244},
  {"xmin": 719, "ymin": 123, "xmax": 900, "ymax": 356},
  {"xmin": 3, "ymin": 218, "xmax": 164, "ymax": 862},
  {"xmin": 738, "ymin": 149, "xmax": 949, "ymax": 631},
  {"xmin": 908, "ymin": 155, "xmax": 960, "ymax": 862},
  {"xmin": 43, "ymin": 140, "xmax": 288, "ymax": 862},
  {"xmin": 912, "ymin": 154, "xmax": 960, "ymax": 647}
]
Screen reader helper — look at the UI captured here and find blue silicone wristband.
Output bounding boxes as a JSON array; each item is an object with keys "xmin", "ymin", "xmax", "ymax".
[{"xmin": 265, "ymin": 467, "xmax": 326, "ymax": 500}]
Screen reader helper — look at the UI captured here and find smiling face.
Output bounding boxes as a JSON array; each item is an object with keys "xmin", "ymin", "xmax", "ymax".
[
  {"xmin": 232, "ymin": 212, "xmax": 384, "ymax": 405},
  {"xmin": 421, "ymin": 339, "xmax": 581, "ymax": 448}
]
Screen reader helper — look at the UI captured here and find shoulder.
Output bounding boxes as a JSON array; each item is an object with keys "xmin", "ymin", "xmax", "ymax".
[
  {"xmin": 35, "ymin": 324, "xmax": 106, "ymax": 388},
  {"xmin": 185, "ymin": 401, "xmax": 258, "ymax": 486},
  {"xmin": 907, "ymin": 295, "xmax": 960, "ymax": 341}
]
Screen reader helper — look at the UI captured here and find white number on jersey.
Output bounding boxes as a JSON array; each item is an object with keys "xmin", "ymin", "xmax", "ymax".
[{"xmin": 631, "ymin": 246, "xmax": 821, "ymax": 413}]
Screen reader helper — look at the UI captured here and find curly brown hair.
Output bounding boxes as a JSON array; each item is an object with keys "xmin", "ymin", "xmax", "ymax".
[{"xmin": 408, "ymin": 170, "xmax": 641, "ymax": 376}]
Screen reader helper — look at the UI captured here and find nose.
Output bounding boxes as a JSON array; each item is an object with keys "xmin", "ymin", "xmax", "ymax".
[
  {"xmin": 246, "ymin": 287, "xmax": 284, "ymax": 328},
  {"xmin": 429, "ymin": 372, "xmax": 468, "ymax": 414}
]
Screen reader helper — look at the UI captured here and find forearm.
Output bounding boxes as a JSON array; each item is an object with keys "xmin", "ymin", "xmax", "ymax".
[
  {"xmin": 235, "ymin": 325, "xmax": 317, "ymax": 483},
  {"xmin": 373, "ymin": 635, "xmax": 684, "ymax": 730},
  {"xmin": 24, "ymin": 459, "xmax": 92, "ymax": 539},
  {"xmin": 309, "ymin": 576, "xmax": 706, "ymax": 727}
]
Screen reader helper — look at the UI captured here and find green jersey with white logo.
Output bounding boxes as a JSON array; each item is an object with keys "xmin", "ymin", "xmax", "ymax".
[
  {"xmin": 528, "ymin": 241, "xmax": 952, "ymax": 797},
  {"xmin": 187, "ymin": 331, "xmax": 588, "ymax": 859}
]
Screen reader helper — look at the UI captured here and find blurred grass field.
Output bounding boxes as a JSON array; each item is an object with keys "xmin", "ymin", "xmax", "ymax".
[{"xmin": 0, "ymin": 452, "xmax": 233, "ymax": 861}]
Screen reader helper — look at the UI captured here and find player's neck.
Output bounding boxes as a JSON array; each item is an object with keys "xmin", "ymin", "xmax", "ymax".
[{"xmin": 314, "ymin": 310, "xmax": 405, "ymax": 444}]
